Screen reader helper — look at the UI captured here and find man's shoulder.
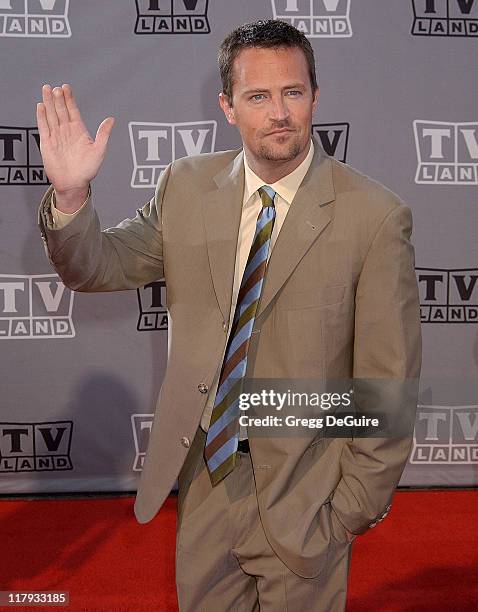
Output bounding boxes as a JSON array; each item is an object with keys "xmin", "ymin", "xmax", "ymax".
[
  {"xmin": 169, "ymin": 148, "xmax": 242, "ymax": 179},
  {"xmin": 327, "ymin": 157, "xmax": 407, "ymax": 219}
]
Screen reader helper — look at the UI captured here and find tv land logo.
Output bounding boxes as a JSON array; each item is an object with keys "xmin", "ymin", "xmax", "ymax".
[
  {"xmin": 411, "ymin": 0, "xmax": 478, "ymax": 37},
  {"xmin": 417, "ymin": 268, "xmax": 478, "ymax": 323},
  {"xmin": 271, "ymin": 0, "xmax": 352, "ymax": 38},
  {"xmin": 129, "ymin": 121, "xmax": 217, "ymax": 188},
  {"xmin": 131, "ymin": 414, "xmax": 153, "ymax": 470},
  {"xmin": 0, "ymin": 0, "xmax": 71, "ymax": 37},
  {"xmin": 0, "ymin": 274, "xmax": 75, "ymax": 339},
  {"xmin": 0, "ymin": 126, "xmax": 48, "ymax": 185},
  {"xmin": 137, "ymin": 280, "xmax": 167, "ymax": 331},
  {"xmin": 0, "ymin": 421, "xmax": 73, "ymax": 472},
  {"xmin": 411, "ymin": 405, "xmax": 478, "ymax": 464},
  {"xmin": 134, "ymin": 0, "xmax": 210, "ymax": 34},
  {"xmin": 312, "ymin": 123, "xmax": 349, "ymax": 162},
  {"xmin": 413, "ymin": 121, "xmax": 478, "ymax": 185}
]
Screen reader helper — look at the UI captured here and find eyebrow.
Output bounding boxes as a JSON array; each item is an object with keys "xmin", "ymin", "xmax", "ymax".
[{"xmin": 241, "ymin": 84, "xmax": 307, "ymax": 96}]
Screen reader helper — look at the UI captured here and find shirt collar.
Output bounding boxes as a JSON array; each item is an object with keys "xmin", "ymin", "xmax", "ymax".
[{"xmin": 243, "ymin": 139, "xmax": 314, "ymax": 206}]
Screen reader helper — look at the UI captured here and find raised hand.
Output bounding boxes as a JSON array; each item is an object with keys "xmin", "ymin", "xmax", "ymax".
[{"xmin": 36, "ymin": 84, "xmax": 115, "ymax": 213}]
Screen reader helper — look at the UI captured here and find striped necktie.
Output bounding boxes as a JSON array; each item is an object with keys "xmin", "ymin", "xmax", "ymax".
[{"xmin": 204, "ymin": 185, "xmax": 276, "ymax": 485}]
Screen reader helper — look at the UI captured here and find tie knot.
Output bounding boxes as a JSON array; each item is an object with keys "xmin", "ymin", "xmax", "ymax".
[{"xmin": 258, "ymin": 185, "xmax": 276, "ymax": 208}]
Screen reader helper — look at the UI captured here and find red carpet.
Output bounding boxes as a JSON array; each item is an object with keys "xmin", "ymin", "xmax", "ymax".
[{"xmin": 1, "ymin": 491, "xmax": 477, "ymax": 611}]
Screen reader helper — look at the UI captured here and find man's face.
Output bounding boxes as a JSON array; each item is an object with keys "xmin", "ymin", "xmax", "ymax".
[{"xmin": 219, "ymin": 46, "xmax": 319, "ymax": 165}]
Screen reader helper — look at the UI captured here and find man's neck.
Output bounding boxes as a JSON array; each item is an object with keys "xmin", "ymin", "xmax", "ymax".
[{"xmin": 244, "ymin": 143, "xmax": 311, "ymax": 185}]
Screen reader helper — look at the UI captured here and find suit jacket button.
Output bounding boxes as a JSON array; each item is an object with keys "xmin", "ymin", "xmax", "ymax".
[
  {"xmin": 198, "ymin": 383, "xmax": 208, "ymax": 394},
  {"xmin": 180, "ymin": 436, "xmax": 190, "ymax": 448}
]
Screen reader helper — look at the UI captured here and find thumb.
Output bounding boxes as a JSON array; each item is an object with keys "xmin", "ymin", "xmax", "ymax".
[{"xmin": 95, "ymin": 116, "xmax": 115, "ymax": 150}]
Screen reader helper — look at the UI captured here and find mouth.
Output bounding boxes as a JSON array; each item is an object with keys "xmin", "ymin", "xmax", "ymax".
[{"xmin": 265, "ymin": 128, "xmax": 295, "ymax": 136}]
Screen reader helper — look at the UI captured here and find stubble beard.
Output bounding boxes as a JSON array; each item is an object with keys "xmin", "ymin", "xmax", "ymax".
[{"xmin": 256, "ymin": 135, "xmax": 303, "ymax": 163}]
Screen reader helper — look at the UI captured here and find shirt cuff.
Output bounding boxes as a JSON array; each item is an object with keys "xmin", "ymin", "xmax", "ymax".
[{"xmin": 51, "ymin": 187, "xmax": 91, "ymax": 229}]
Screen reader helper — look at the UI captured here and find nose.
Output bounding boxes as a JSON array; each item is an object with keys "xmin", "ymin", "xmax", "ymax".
[{"xmin": 269, "ymin": 95, "xmax": 290, "ymax": 122}]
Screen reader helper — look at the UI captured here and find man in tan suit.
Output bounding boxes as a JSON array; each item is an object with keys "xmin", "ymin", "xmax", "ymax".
[{"xmin": 37, "ymin": 19, "xmax": 421, "ymax": 612}]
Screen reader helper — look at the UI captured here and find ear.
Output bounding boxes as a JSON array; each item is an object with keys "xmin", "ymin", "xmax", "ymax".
[
  {"xmin": 219, "ymin": 92, "xmax": 236, "ymax": 125},
  {"xmin": 312, "ymin": 86, "xmax": 320, "ymax": 114}
]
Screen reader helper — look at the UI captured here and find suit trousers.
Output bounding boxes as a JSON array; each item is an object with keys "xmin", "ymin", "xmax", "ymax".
[{"xmin": 175, "ymin": 427, "xmax": 353, "ymax": 611}]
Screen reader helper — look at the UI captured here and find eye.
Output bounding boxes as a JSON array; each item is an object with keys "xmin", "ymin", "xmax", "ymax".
[
  {"xmin": 250, "ymin": 93, "xmax": 266, "ymax": 102},
  {"xmin": 286, "ymin": 90, "xmax": 302, "ymax": 97}
]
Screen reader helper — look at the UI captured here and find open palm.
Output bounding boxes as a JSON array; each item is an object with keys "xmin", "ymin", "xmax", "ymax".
[{"xmin": 36, "ymin": 84, "xmax": 114, "ymax": 206}]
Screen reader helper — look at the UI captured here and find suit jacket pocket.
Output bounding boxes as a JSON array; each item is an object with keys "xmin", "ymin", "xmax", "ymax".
[
  {"xmin": 277, "ymin": 285, "xmax": 346, "ymax": 310},
  {"xmin": 328, "ymin": 502, "xmax": 351, "ymax": 545}
]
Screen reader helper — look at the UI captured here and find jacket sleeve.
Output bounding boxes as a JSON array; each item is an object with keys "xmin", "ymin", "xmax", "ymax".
[
  {"xmin": 37, "ymin": 163, "xmax": 172, "ymax": 292},
  {"xmin": 331, "ymin": 203, "xmax": 422, "ymax": 535}
]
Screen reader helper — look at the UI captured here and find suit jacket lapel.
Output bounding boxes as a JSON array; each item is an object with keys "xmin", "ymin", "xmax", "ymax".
[
  {"xmin": 256, "ymin": 144, "xmax": 335, "ymax": 317},
  {"xmin": 201, "ymin": 150, "xmax": 244, "ymax": 321},
  {"xmin": 201, "ymin": 143, "xmax": 335, "ymax": 321}
]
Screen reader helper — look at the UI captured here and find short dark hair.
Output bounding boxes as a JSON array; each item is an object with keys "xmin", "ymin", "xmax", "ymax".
[{"xmin": 218, "ymin": 19, "xmax": 318, "ymax": 103}]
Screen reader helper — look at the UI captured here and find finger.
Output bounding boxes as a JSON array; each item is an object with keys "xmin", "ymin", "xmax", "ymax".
[
  {"xmin": 42, "ymin": 84, "xmax": 59, "ymax": 132},
  {"xmin": 36, "ymin": 102, "xmax": 50, "ymax": 140},
  {"xmin": 52, "ymin": 86, "xmax": 69, "ymax": 126},
  {"xmin": 95, "ymin": 117, "xmax": 115, "ymax": 149},
  {"xmin": 62, "ymin": 83, "xmax": 82, "ymax": 122}
]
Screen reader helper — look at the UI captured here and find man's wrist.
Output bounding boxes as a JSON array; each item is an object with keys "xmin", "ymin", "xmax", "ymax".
[{"xmin": 53, "ymin": 185, "xmax": 90, "ymax": 214}]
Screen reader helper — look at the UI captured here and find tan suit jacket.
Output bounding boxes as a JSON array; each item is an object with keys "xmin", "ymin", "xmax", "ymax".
[{"xmin": 38, "ymin": 142, "xmax": 421, "ymax": 578}]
